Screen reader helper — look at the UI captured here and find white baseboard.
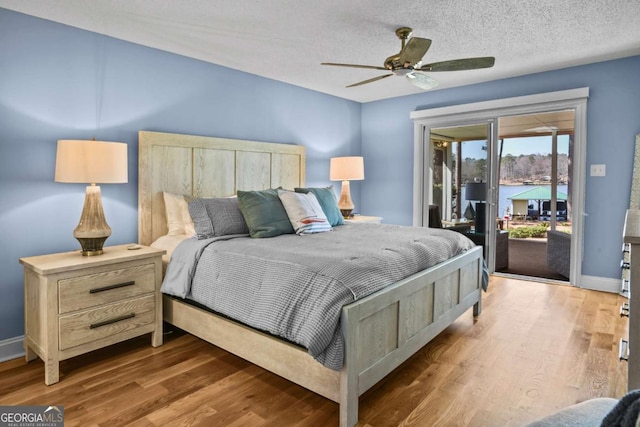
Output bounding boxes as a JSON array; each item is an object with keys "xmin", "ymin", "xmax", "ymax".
[
  {"xmin": 0, "ymin": 335, "xmax": 25, "ymax": 363},
  {"xmin": 579, "ymin": 275, "xmax": 621, "ymax": 293}
]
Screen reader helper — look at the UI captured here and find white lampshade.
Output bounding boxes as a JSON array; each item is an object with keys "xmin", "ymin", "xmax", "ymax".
[
  {"xmin": 55, "ymin": 140, "xmax": 128, "ymax": 184},
  {"xmin": 330, "ymin": 156, "xmax": 364, "ymax": 181}
]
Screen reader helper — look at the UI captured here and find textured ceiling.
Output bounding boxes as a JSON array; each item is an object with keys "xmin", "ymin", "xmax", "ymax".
[{"xmin": 2, "ymin": 0, "xmax": 639, "ymax": 103}]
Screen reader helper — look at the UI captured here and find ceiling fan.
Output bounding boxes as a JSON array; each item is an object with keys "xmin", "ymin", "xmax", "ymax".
[{"xmin": 321, "ymin": 27, "xmax": 495, "ymax": 90}]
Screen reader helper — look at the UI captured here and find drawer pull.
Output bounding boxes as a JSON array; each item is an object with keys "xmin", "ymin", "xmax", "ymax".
[
  {"xmin": 89, "ymin": 281, "xmax": 135, "ymax": 294},
  {"xmin": 619, "ymin": 339, "xmax": 630, "ymax": 361},
  {"xmin": 621, "ymin": 302, "xmax": 630, "ymax": 317},
  {"xmin": 621, "ymin": 260, "xmax": 631, "ymax": 269},
  {"xmin": 621, "ymin": 279, "xmax": 630, "ymax": 295},
  {"xmin": 89, "ymin": 313, "xmax": 135, "ymax": 329}
]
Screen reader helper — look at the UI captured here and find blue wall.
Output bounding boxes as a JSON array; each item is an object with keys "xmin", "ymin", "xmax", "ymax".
[
  {"xmin": 0, "ymin": 9, "xmax": 361, "ymax": 341},
  {"xmin": 361, "ymin": 55, "xmax": 640, "ymax": 280}
]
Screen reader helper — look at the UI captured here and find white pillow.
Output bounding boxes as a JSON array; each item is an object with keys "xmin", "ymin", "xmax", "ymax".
[
  {"xmin": 163, "ymin": 192, "xmax": 196, "ymax": 236},
  {"xmin": 150, "ymin": 234, "xmax": 190, "ymax": 265},
  {"xmin": 277, "ymin": 190, "xmax": 332, "ymax": 235}
]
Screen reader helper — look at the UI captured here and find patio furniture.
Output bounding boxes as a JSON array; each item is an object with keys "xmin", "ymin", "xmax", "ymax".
[
  {"xmin": 464, "ymin": 230, "xmax": 509, "ymax": 270},
  {"xmin": 428, "ymin": 205, "xmax": 508, "ymax": 269},
  {"xmin": 546, "ymin": 229, "xmax": 570, "ymax": 278}
]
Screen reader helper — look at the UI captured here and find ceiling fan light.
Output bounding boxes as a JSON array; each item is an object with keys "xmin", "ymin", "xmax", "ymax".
[
  {"xmin": 393, "ymin": 68, "xmax": 413, "ymax": 77},
  {"xmin": 407, "ymin": 73, "xmax": 439, "ymax": 90}
]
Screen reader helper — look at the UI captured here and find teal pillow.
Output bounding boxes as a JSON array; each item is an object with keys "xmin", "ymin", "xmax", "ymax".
[
  {"xmin": 295, "ymin": 186, "xmax": 344, "ymax": 226},
  {"xmin": 237, "ymin": 188, "xmax": 295, "ymax": 238}
]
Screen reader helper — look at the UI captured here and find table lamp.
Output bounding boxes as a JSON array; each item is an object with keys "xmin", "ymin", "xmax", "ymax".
[
  {"xmin": 330, "ymin": 156, "xmax": 364, "ymax": 218},
  {"xmin": 55, "ymin": 140, "xmax": 128, "ymax": 256},
  {"xmin": 465, "ymin": 182, "xmax": 487, "ymax": 234}
]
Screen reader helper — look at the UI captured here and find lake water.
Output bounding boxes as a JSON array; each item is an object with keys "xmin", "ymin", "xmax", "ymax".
[{"xmin": 460, "ymin": 184, "xmax": 568, "ymax": 218}]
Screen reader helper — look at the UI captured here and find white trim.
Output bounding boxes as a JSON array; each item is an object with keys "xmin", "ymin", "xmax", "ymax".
[
  {"xmin": 570, "ymin": 100, "xmax": 588, "ymax": 284},
  {"xmin": 412, "ymin": 122, "xmax": 426, "ymax": 226},
  {"xmin": 494, "ymin": 272, "xmax": 619, "ymax": 294},
  {"xmin": 411, "ymin": 88, "xmax": 589, "ymax": 285},
  {"xmin": 410, "ymin": 88, "xmax": 590, "ymax": 121},
  {"xmin": 579, "ymin": 275, "xmax": 621, "ymax": 293},
  {"xmin": 0, "ymin": 335, "xmax": 25, "ymax": 363}
]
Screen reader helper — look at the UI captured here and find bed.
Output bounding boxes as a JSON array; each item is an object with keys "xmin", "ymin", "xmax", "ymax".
[{"xmin": 138, "ymin": 130, "xmax": 485, "ymax": 427}]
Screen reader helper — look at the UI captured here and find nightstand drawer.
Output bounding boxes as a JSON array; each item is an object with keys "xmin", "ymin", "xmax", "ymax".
[
  {"xmin": 58, "ymin": 263, "xmax": 156, "ymax": 314},
  {"xmin": 58, "ymin": 295, "xmax": 155, "ymax": 350}
]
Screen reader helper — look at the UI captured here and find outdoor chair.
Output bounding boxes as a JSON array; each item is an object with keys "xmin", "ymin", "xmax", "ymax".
[{"xmin": 546, "ymin": 229, "xmax": 570, "ymax": 278}]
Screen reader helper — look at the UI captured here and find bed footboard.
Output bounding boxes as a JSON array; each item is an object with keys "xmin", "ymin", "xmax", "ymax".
[
  {"xmin": 163, "ymin": 246, "xmax": 483, "ymax": 427},
  {"xmin": 339, "ymin": 246, "xmax": 483, "ymax": 427}
]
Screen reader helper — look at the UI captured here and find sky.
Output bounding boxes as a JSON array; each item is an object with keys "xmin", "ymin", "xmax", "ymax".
[{"xmin": 460, "ymin": 135, "xmax": 570, "ymax": 159}]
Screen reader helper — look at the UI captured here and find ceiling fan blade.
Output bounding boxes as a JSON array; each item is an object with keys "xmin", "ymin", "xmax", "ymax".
[
  {"xmin": 321, "ymin": 62, "xmax": 388, "ymax": 71},
  {"xmin": 346, "ymin": 74, "xmax": 394, "ymax": 88},
  {"xmin": 419, "ymin": 57, "xmax": 495, "ymax": 72},
  {"xmin": 398, "ymin": 37, "xmax": 432, "ymax": 67},
  {"xmin": 406, "ymin": 72, "xmax": 439, "ymax": 90}
]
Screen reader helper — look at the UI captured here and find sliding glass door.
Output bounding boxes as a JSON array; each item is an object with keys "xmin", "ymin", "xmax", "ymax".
[
  {"xmin": 428, "ymin": 122, "xmax": 500, "ymax": 271},
  {"xmin": 411, "ymin": 88, "xmax": 588, "ymax": 284}
]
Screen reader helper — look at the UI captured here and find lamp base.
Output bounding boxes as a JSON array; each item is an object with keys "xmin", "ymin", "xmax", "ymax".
[
  {"xmin": 338, "ymin": 180, "xmax": 355, "ymax": 219},
  {"xmin": 340, "ymin": 208, "xmax": 354, "ymax": 219},
  {"xmin": 475, "ymin": 202, "xmax": 486, "ymax": 235},
  {"xmin": 76, "ymin": 237, "xmax": 108, "ymax": 256},
  {"xmin": 73, "ymin": 185, "xmax": 112, "ymax": 256}
]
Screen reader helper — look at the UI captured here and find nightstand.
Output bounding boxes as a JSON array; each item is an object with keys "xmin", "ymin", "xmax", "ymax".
[
  {"xmin": 19, "ymin": 244, "xmax": 165, "ymax": 385},
  {"xmin": 344, "ymin": 215, "xmax": 383, "ymax": 224}
]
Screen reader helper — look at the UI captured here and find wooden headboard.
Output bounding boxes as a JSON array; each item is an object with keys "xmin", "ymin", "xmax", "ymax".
[{"xmin": 138, "ymin": 131, "xmax": 306, "ymax": 246}]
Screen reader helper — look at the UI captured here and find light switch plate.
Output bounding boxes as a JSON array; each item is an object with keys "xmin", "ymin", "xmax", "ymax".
[{"xmin": 590, "ymin": 164, "xmax": 606, "ymax": 177}]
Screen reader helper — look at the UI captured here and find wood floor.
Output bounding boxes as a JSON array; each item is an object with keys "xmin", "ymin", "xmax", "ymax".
[{"xmin": 0, "ymin": 276, "xmax": 628, "ymax": 426}]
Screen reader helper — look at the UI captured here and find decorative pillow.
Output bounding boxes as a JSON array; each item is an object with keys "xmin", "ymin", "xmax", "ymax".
[
  {"xmin": 163, "ymin": 192, "xmax": 196, "ymax": 236},
  {"xmin": 295, "ymin": 186, "xmax": 344, "ymax": 226},
  {"xmin": 278, "ymin": 190, "xmax": 332, "ymax": 235},
  {"xmin": 188, "ymin": 197, "xmax": 249, "ymax": 239},
  {"xmin": 236, "ymin": 188, "xmax": 295, "ymax": 238}
]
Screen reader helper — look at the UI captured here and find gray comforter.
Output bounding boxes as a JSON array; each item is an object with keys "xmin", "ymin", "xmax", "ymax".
[{"xmin": 161, "ymin": 223, "xmax": 477, "ymax": 370}]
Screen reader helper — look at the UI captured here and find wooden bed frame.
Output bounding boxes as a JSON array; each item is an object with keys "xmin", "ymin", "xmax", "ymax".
[{"xmin": 138, "ymin": 130, "xmax": 484, "ymax": 427}]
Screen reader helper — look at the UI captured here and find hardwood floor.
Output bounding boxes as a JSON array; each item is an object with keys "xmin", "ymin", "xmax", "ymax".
[{"xmin": 0, "ymin": 276, "xmax": 628, "ymax": 426}]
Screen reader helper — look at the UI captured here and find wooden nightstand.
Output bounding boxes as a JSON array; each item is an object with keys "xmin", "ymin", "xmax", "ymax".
[
  {"xmin": 19, "ymin": 244, "xmax": 165, "ymax": 385},
  {"xmin": 344, "ymin": 215, "xmax": 383, "ymax": 224}
]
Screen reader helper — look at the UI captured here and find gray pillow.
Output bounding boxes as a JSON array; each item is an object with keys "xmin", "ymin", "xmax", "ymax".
[
  {"xmin": 237, "ymin": 188, "xmax": 295, "ymax": 238},
  {"xmin": 188, "ymin": 197, "xmax": 249, "ymax": 239}
]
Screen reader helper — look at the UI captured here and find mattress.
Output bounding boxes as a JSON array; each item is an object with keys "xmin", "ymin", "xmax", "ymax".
[{"xmin": 161, "ymin": 223, "xmax": 476, "ymax": 370}]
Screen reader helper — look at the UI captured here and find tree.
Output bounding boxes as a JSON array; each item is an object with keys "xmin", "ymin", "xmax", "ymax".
[
  {"xmin": 496, "ymin": 153, "xmax": 569, "ymax": 182},
  {"xmin": 501, "ymin": 154, "xmax": 516, "ymax": 181}
]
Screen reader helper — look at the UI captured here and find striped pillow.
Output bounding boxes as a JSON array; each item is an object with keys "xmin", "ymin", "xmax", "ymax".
[
  {"xmin": 277, "ymin": 190, "xmax": 332, "ymax": 235},
  {"xmin": 294, "ymin": 186, "xmax": 344, "ymax": 226}
]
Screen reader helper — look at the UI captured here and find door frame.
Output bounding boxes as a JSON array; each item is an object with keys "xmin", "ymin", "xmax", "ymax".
[{"xmin": 410, "ymin": 88, "xmax": 589, "ymax": 284}]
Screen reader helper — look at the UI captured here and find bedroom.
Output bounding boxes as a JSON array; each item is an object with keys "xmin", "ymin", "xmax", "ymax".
[{"xmin": 1, "ymin": 2, "xmax": 640, "ymax": 425}]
